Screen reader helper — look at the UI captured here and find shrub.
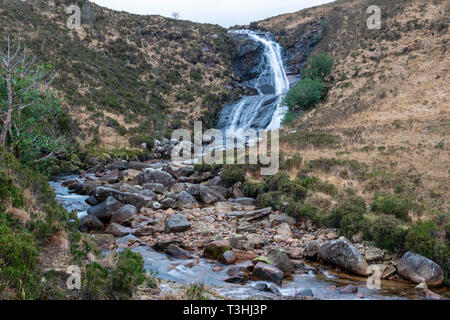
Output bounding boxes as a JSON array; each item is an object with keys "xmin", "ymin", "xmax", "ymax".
[
  {"xmin": 303, "ymin": 52, "xmax": 334, "ymax": 80},
  {"xmin": 364, "ymin": 215, "xmax": 407, "ymax": 252},
  {"xmin": 242, "ymin": 181, "xmax": 263, "ymax": 198},
  {"xmin": 371, "ymin": 193, "xmax": 416, "ymax": 222},
  {"xmin": 322, "ymin": 197, "xmax": 366, "ymax": 237},
  {"xmin": 286, "ymin": 202, "xmax": 322, "ymax": 225},
  {"xmin": 284, "ymin": 78, "xmax": 324, "ymax": 111},
  {"xmin": 185, "ymin": 283, "xmax": 207, "ymax": 300},
  {"xmin": 0, "ymin": 215, "xmax": 41, "ymax": 299},
  {"xmin": 220, "ymin": 165, "xmax": 245, "ymax": 187},
  {"xmin": 82, "ymin": 262, "xmax": 110, "ymax": 300},
  {"xmin": 110, "ymin": 249, "xmax": 146, "ymax": 299},
  {"xmin": 256, "ymin": 191, "xmax": 289, "ymax": 211}
]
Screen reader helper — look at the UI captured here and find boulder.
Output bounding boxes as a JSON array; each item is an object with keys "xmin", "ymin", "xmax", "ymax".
[
  {"xmin": 140, "ymin": 189, "xmax": 158, "ymax": 202},
  {"xmin": 267, "ymin": 248, "xmax": 295, "ymax": 274},
  {"xmin": 176, "ymin": 191, "xmax": 199, "ymax": 209},
  {"xmin": 225, "ymin": 265, "xmax": 250, "ymax": 284},
  {"xmin": 105, "ymin": 223, "xmax": 131, "ymax": 237},
  {"xmin": 204, "ymin": 240, "xmax": 231, "ymax": 259},
  {"xmin": 364, "ymin": 247, "xmax": 385, "ymax": 262},
  {"xmin": 207, "ymin": 176, "xmax": 226, "ymax": 187},
  {"xmin": 171, "ymin": 166, "xmax": 194, "ymax": 179},
  {"xmin": 166, "ymin": 244, "xmax": 196, "ymax": 259},
  {"xmin": 94, "ymin": 187, "xmax": 145, "ymax": 209},
  {"xmin": 199, "ymin": 186, "xmax": 226, "ymax": 204},
  {"xmin": 160, "ymin": 197, "xmax": 178, "ymax": 209},
  {"xmin": 80, "ymin": 214, "xmax": 104, "ymax": 232},
  {"xmin": 138, "ymin": 169, "xmax": 176, "ymax": 188},
  {"xmin": 165, "ymin": 214, "xmax": 191, "ymax": 233},
  {"xmin": 304, "ymin": 241, "xmax": 321, "ymax": 260},
  {"xmin": 119, "ymin": 169, "xmax": 141, "ymax": 182},
  {"xmin": 230, "ymin": 234, "xmax": 250, "ymax": 250},
  {"xmin": 170, "ymin": 183, "xmax": 189, "ymax": 194},
  {"xmin": 234, "ymin": 197, "xmax": 255, "ymax": 206},
  {"xmin": 87, "ymin": 196, "xmax": 124, "ymax": 224},
  {"xmin": 133, "ymin": 226, "xmax": 164, "ymax": 237},
  {"xmin": 397, "ymin": 252, "xmax": 443, "ymax": 287},
  {"xmin": 253, "ymin": 262, "xmax": 284, "ymax": 285},
  {"xmin": 318, "ymin": 239, "xmax": 369, "ymax": 276},
  {"xmin": 85, "ymin": 196, "xmax": 99, "ymax": 206},
  {"xmin": 219, "ymin": 250, "xmax": 237, "ymax": 265},
  {"xmin": 110, "ymin": 204, "xmax": 137, "ymax": 225},
  {"xmin": 143, "ymin": 183, "xmax": 166, "ymax": 194}
]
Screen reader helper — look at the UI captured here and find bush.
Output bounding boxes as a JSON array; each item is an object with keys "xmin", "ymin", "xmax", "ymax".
[
  {"xmin": 185, "ymin": 283, "xmax": 207, "ymax": 300},
  {"xmin": 110, "ymin": 249, "xmax": 146, "ymax": 299},
  {"xmin": 371, "ymin": 193, "xmax": 416, "ymax": 222},
  {"xmin": 364, "ymin": 215, "xmax": 407, "ymax": 252},
  {"xmin": 284, "ymin": 78, "xmax": 324, "ymax": 111},
  {"xmin": 303, "ymin": 53, "xmax": 334, "ymax": 80},
  {"xmin": 322, "ymin": 197, "xmax": 366, "ymax": 237},
  {"xmin": 0, "ymin": 215, "xmax": 40, "ymax": 299},
  {"xmin": 286, "ymin": 202, "xmax": 322, "ymax": 225},
  {"xmin": 82, "ymin": 262, "xmax": 110, "ymax": 300},
  {"xmin": 220, "ymin": 165, "xmax": 245, "ymax": 187},
  {"xmin": 405, "ymin": 221, "xmax": 449, "ymax": 282}
]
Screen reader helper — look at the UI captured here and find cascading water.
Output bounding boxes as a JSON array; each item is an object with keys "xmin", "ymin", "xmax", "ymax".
[{"xmin": 217, "ymin": 30, "xmax": 290, "ymax": 132}]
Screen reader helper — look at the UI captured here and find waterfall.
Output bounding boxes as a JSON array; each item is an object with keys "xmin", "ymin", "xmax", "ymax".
[{"xmin": 217, "ymin": 30, "xmax": 290, "ymax": 132}]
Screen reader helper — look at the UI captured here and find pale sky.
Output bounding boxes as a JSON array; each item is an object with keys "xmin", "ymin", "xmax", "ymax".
[{"xmin": 91, "ymin": 0, "xmax": 335, "ymax": 28}]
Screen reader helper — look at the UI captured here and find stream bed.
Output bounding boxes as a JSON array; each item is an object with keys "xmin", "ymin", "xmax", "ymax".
[{"xmin": 50, "ymin": 177, "xmax": 437, "ymax": 300}]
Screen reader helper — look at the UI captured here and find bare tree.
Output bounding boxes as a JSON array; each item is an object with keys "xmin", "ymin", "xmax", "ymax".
[{"xmin": 0, "ymin": 37, "xmax": 54, "ymax": 146}]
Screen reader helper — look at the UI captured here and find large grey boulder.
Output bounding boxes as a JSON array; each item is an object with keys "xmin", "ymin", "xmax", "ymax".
[
  {"xmin": 87, "ymin": 196, "xmax": 124, "ymax": 224},
  {"xmin": 176, "ymin": 191, "xmax": 199, "ymax": 209},
  {"xmin": 398, "ymin": 251, "xmax": 443, "ymax": 287},
  {"xmin": 110, "ymin": 204, "xmax": 137, "ymax": 225},
  {"xmin": 318, "ymin": 239, "xmax": 369, "ymax": 276},
  {"xmin": 94, "ymin": 187, "xmax": 144, "ymax": 209},
  {"xmin": 165, "ymin": 214, "xmax": 191, "ymax": 233},
  {"xmin": 138, "ymin": 169, "xmax": 176, "ymax": 189}
]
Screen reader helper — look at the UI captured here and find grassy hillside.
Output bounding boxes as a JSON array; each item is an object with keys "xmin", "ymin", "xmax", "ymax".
[{"xmin": 0, "ymin": 0, "xmax": 243, "ymax": 148}]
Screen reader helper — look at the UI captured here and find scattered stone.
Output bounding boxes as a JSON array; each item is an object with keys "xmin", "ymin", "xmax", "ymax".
[
  {"xmin": 140, "ymin": 189, "xmax": 158, "ymax": 201},
  {"xmin": 225, "ymin": 211, "xmax": 246, "ymax": 218},
  {"xmin": 398, "ymin": 251, "xmax": 443, "ymax": 287},
  {"xmin": 230, "ymin": 234, "xmax": 250, "ymax": 250},
  {"xmin": 242, "ymin": 207, "xmax": 272, "ymax": 221},
  {"xmin": 119, "ymin": 169, "xmax": 141, "ymax": 182},
  {"xmin": 273, "ymin": 223, "xmax": 292, "ymax": 242},
  {"xmin": 247, "ymin": 233, "xmax": 265, "ymax": 249},
  {"xmin": 253, "ymin": 262, "xmax": 284, "ymax": 285},
  {"xmin": 269, "ymin": 212, "xmax": 296, "ymax": 225},
  {"xmin": 234, "ymin": 197, "xmax": 256, "ymax": 206},
  {"xmin": 287, "ymin": 247, "xmax": 303, "ymax": 259},
  {"xmin": 165, "ymin": 214, "xmax": 191, "ymax": 233},
  {"xmin": 219, "ymin": 250, "xmax": 237, "ymax": 265},
  {"xmin": 318, "ymin": 239, "xmax": 369, "ymax": 276},
  {"xmin": 132, "ymin": 225, "xmax": 164, "ymax": 237},
  {"xmin": 160, "ymin": 197, "xmax": 178, "ymax": 209},
  {"xmin": 204, "ymin": 240, "xmax": 231, "ymax": 259},
  {"xmin": 94, "ymin": 187, "xmax": 145, "ymax": 209},
  {"xmin": 105, "ymin": 223, "xmax": 131, "ymax": 237},
  {"xmin": 304, "ymin": 240, "xmax": 321, "ymax": 260}
]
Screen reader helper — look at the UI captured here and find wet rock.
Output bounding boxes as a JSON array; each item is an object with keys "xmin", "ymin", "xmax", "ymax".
[
  {"xmin": 165, "ymin": 214, "xmax": 191, "ymax": 233},
  {"xmin": 160, "ymin": 197, "xmax": 178, "ymax": 209},
  {"xmin": 80, "ymin": 214, "xmax": 104, "ymax": 232},
  {"xmin": 230, "ymin": 234, "xmax": 250, "ymax": 250},
  {"xmin": 253, "ymin": 262, "xmax": 284, "ymax": 285},
  {"xmin": 166, "ymin": 244, "xmax": 196, "ymax": 259},
  {"xmin": 296, "ymin": 288, "xmax": 314, "ymax": 297},
  {"xmin": 364, "ymin": 247, "xmax": 384, "ymax": 262},
  {"xmin": 234, "ymin": 197, "xmax": 255, "ymax": 206},
  {"xmin": 110, "ymin": 204, "xmax": 137, "ymax": 225},
  {"xmin": 397, "ymin": 251, "xmax": 443, "ymax": 287},
  {"xmin": 133, "ymin": 226, "xmax": 164, "ymax": 237},
  {"xmin": 304, "ymin": 240, "xmax": 321, "ymax": 260},
  {"xmin": 87, "ymin": 196, "xmax": 124, "ymax": 224},
  {"xmin": 176, "ymin": 191, "xmax": 199, "ymax": 209},
  {"xmin": 138, "ymin": 169, "xmax": 176, "ymax": 189},
  {"xmin": 318, "ymin": 239, "xmax": 369, "ymax": 276},
  {"xmin": 152, "ymin": 240, "xmax": 183, "ymax": 251},
  {"xmin": 204, "ymin": 240, "xmax": 231, "ymax": 259},
  {"xmin": 219, "ymin": 250, "xmax": 237, "ymax": 265},
  {"xmin": 105, "ymin": 223, "xmax": 131, "ymax": 237},
  {"xmin": 268, "ymin": 248, "xmax": 295, "ymax": 274},
  {"xmin": 225, "ymin": 265, "xmax": 250, "ymax": 284},
  {"xmin": 339, "ymin": 285, "xmax": 358, "ymax": 294},
  {"xmin": 94, "ymin": 187, "xmax": 145, "ymax": 209},
  {"xmin": 143, "ymin": 183, "xmax": 166, "ymax": 194},
  {"xmin": 85, "ymin": 196, "xmax": 99, "ymax": 206},
  {"xmin": 247, "ymin": 233, "xmax": 265, "ymax": 249}
]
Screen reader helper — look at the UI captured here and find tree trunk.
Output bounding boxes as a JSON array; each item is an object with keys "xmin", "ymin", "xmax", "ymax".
[{"xmin": 0, "ymin": 75, "xmax": 13, "ymax": 146}]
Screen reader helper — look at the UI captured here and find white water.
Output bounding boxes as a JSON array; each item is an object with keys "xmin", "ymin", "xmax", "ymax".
[{"xmin": 218, "ymin": 30, "xmax": 290, "ymax": 132}]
